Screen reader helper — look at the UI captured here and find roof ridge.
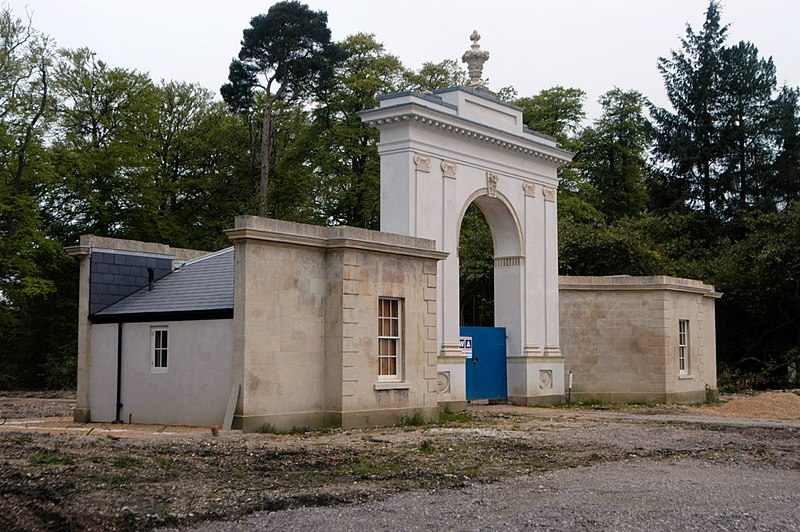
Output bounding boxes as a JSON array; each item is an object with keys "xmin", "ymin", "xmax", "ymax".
[{"xmin": 182, "ymin": 246, "xmax": 234, "ymax": 267}]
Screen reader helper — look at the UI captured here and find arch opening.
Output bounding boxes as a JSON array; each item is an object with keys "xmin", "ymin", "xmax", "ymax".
[{"xmin": 457, "ymin": 193, "xmax": 525, "ymax": 360}]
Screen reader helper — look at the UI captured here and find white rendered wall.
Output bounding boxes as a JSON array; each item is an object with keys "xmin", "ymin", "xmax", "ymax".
[
  {"xmin": 89, "ymin": 323, "xmax": 118, "ymax": 422},
  {"xmin": 89, "ymin": 319, "xmax": 234, "ymax": 426}
]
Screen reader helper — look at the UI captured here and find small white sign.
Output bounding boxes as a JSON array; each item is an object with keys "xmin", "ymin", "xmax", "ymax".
[{"xmin": 460, "ymin": 336, "xmax": 473, "ymax": 358}]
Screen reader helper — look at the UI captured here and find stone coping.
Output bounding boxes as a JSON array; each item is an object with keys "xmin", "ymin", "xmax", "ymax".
[
  {"xmin": 226, "ymin": 216, "xmax": 448, "ymax": 261},
  {"xmin": 558, "ymin": 275, "xmax": 722, "ymax": 298},
  {"xmin": 66, "ymin": 235, "xmax": 210, "ymax": 261}
]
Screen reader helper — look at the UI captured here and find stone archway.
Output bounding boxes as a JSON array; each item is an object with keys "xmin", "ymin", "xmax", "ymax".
[
  {"xmin": 459, "ymin": 191, "xmax": 523, "ymax": 360},
  {"xmin": 361, "ymin": 84, "xmax": 572, "ymax": 407}
]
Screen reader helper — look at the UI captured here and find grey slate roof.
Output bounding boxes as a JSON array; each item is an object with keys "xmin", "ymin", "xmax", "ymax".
[{"xmin": 93, "ymin": 247, "xmax": 234, "ymax": 318}]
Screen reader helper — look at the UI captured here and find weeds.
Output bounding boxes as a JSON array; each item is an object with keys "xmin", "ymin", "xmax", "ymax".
[
  {"xmin": 400, "ymin": 411, "xmax": 427, "ymax": 426},
  {"xmin": 705, "ymin": 385, "xmax": 721, "ymax": 404},
  {"xmin": 439, "ymin": 409, "xmax": 472, "ymax": 423},
  {"xmin": 255, "ymin": 424, "xmax": 308, "ymax": 434},
  {"xmin": 418, "ymin": 440, "xmax": 435, "ymax": 453}
]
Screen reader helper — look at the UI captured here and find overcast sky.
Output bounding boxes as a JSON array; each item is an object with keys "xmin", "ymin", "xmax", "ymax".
[{"xmin": 5, "ymin": 0, "xmax": 799, "ymax": 121}]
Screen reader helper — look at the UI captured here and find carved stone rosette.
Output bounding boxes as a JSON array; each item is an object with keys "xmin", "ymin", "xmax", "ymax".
[
  {"xmin": 522, "ymin": 182, "xmax": 536, "ymax": 197},
  {"xmin": 441, "ymin": 160, "xmax": 457, "ymax": 179},
  {"xmin": 434, "ymin": 371, "xmax": 451, "ymax": 393},
  {"xmin": 486, "ymin": 172, "xmax": 499, "ymax": 197},
  {"xmin": 414, "ymin": 154, "xmax": 431, "ymax": 173},
  {"xmin": 542, "ymin": 186, "xmax": 556, "ymax": 202}
]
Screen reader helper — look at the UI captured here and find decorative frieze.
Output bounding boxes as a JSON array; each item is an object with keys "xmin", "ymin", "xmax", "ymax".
[
  {"xmin": 414, "ymin": 154, "xmax": 431, "ymax": 173},
  {"xmin": 441, "ymin": 160, "xmax": 457, "ymax": 179},
  {"xmin": 486, "ymin": 171, "xmax": 499, "ymax": 197},
  {"xmin": 522, "ymin": 182, "xmax": 536, "ymax": 197},
  {"xmin": 494, "ymin": 256, "xmax": 524, "ymax": 268},
  {"xmin": 542, "ymin": 186, "xmax": 556, "ymax": 202}
]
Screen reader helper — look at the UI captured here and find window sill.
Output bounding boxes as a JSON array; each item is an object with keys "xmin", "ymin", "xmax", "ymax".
[
  {"xmin": 374, "ymin": 382, "xmax": 410, "ymax": 391},
  {"xmin": 678, "ymin": 374, "xmax": 693, "ymax": 380}
]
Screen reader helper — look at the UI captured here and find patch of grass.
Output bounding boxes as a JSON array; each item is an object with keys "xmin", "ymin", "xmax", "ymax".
[
  {"xmin": 351, "ymin": 461, "xmax": 403, "ymax": 479},
  {"xmin": 400, "ymin": 411, "xmax": 427, "ymax": 426},
  {"xmin": 112, "ymin": 455, "xmax": 140, "ymax": 468},
  {"xmin": 719, "ymin": 383, "xmax": 739, "ymax": 394},
  {"xmin": 29, "ymin": 452, "xmax": 75, "ymax": 466},
  {"xmin": 154, "ymin": 457, "xmax": 172, "ymax": 469},
  {"xmin": 1, "ymin": 436, "xmax": 33, "ymax": 446},
  {"xmin": 581, "ymin": 398, "xmax": 611, "ymax": 408},
  {"xmin": 439, "ymin": 409, "xmax": 472, "ymax": 423},
  {"xmin": 556, "ymin": 399, "xmax": 660, "ymax": 410}
]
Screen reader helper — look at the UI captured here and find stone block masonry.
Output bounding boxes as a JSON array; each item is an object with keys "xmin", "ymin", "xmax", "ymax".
[{"xmin": 559, "ymin": 276, "xmax": 721, "ymax": 404}]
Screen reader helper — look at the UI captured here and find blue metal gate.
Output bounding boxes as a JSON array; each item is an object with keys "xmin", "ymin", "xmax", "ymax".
[{"xmin": 461, "ymin": 326, "xmax": 507, "ymax": 401}]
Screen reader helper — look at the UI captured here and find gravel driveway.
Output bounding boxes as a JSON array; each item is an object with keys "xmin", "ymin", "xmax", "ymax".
[
  {"xmin": 180, "ymin": 401, "xmax": 800, "ymax": 532},
  {"xmin": 5, "ymin": 392, "xmax": 800, "ymax": 531},
  {"xmin": 190, "ymin": 458, "xmax": 800, "ymax": 531}
]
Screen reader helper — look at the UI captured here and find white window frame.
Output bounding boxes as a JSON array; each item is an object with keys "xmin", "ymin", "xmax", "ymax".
[
  {"xmin": 678, "ymin": 319, "xmax": 689, "ymax": 375},
  {"xmin": 377, "ymin": 298, "xmax": 402, "ymax": 382},
  {"xmin": 151, "ymin": 326, "xmax": 168, "ymax": 373}
]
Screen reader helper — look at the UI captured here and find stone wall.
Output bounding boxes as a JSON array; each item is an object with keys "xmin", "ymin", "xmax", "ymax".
[
  {"xmin": 227, "ymin": 216, "xmax": 446, "ymax": 431},
  {"xmin": 559, "ymin": 276, "xmax": 721, "ymax": 404}
]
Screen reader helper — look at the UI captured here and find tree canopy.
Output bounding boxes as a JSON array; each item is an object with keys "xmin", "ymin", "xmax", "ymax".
[
  {"xmin": 221, "ymin": 0, "xmax": 343, "ymax": 216},
  {"xmin": 1, "ymin": 1, "xmax": 799, "ymax": 390}
]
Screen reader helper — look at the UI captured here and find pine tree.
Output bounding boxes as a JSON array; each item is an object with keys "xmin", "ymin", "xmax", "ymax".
[{"xmin": 651, "ymin": 0, "xmax": 728, "ymax": 215}]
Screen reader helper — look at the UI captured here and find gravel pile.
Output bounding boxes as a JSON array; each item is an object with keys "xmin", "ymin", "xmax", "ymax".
[{"xmin": 708, "ymin": 391, "xmax": 800, "ymax": 419}]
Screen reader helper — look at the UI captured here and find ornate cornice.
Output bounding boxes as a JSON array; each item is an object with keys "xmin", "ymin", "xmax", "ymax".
[{"xmin": 361, "ymin": 105, "xmax": 573, "ymax": 165}]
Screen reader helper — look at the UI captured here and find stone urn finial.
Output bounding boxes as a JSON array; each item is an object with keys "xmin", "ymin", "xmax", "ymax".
[{"xmin": 461, "ymin": 30, "xmax": 490, "ymax": 87}]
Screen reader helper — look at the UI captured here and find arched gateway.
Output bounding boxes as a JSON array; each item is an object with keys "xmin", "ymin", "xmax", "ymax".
[{"xmin": 360, "ymin": 39, "xmax": 573, "ymax": 407}]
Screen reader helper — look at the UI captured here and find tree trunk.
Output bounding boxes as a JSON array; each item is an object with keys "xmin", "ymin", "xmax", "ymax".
[{"xmin": 259, "ymin": 96, "xmax": 275, "ymax": 217}]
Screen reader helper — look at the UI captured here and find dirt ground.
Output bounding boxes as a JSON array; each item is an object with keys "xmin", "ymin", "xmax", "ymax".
[{"xmin": 1, "ymin": 391, "xmax": 799, "ymax": 531}]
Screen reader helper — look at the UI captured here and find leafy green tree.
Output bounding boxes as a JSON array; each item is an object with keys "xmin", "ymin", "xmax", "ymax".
[
  {"xmin": 269, "ymin": 101, "xmax": 319, "ymax": 224},
  {"xmin": 403, "ymin": 59, "xmax": 467, "ymax": 92},
  {"xmin": 0, "ymin": 7, "xmax": 54, "ymax": 300},
  {"xmin": 49, "ymin": 48, "xmax": 158, "ymax": 241},
  {"xmin": 147, "ymin": 82, "xmax": 258, "ymax": 248},
  {"xmin": 710, "ymin": 203, "xmax": 800, "ymax": 380},
  {"xmin": 513, "ymin": 86, "xmax": 587, "ymax": 202},
  {"xmin": 459, "ymin": 204, "xmax": 494, "ymax": 326},
  {"xmin": 513, "ymin": 86, "xmax": 586, "ymax": 149},
  {"xmin": 0, "ymin": 7, "xmax": 77, "ymax": 389},
  {"xmin": 221, "ymin": 0, "xmax": 343, "ymax": 217},
  {"xmin": 651, "ymin": 1, "xmax": 728, "ymax": 215},
  {"xmin": 577, "ymin": 89, "xmax": 652, "ymax": 221},
  {"xmin": 312, "ymin": 33, "xmax": 405, "ymax": 228}
]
